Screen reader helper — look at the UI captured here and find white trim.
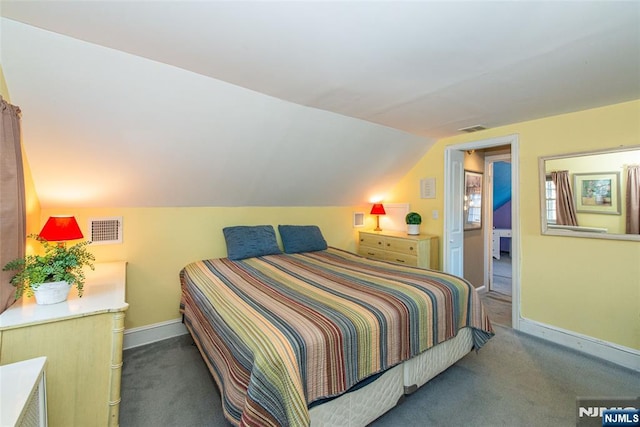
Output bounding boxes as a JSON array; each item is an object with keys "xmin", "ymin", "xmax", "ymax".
[
  {"xmin": 484, "ymin": 153, "xmax": 512, "ymax": 290},
  {"xmin": 519, "ymin": 318, "xmax": 640, "ymax": 372},
  {"xmin": 123, "ymin": 318, "xmax": 188, "ymax": 350}
]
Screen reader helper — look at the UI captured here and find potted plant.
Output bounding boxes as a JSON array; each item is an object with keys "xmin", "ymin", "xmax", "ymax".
[
  {"xmin": 405, "ymin": 212, "xmax": 422, "ymax": 235},
  {"xmin": 2, "ymin": 234, "xmax": 95, "ymax": 305}
]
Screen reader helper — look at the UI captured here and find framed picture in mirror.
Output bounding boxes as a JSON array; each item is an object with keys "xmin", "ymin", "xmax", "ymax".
[{"xmin": 573, "ymin": 172, "xmax": 621, "ymax": 215}]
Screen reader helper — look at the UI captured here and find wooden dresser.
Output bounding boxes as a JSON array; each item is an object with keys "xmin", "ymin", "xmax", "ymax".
[
  {"xmin": 0, "ymin": 262, "xmax": 128, "ymax": 426},
  {"xmin": 358, "ymin": 230, "xmax": 439, "ymax": 270}
]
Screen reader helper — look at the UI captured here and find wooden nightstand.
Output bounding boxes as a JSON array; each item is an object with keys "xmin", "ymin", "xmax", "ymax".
[{"xmin": 358, "ymin": 230, "xmax": 439, "ymax": 270}]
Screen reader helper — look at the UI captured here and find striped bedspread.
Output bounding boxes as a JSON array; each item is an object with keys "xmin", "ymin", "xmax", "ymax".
[{"xmin": 179, "ymin": 247, "xmax": 493, "ymax": 427}]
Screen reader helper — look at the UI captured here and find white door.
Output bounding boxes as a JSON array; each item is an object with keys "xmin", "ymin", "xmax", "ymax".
[{"xmin": 443, "ymin": 149, "xmax": 464, "ymax": 276}]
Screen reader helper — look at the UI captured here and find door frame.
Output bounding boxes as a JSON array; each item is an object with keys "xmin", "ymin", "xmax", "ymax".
[
  {"xmin": 484, "ymin": 153, "xmax": 512, "ymax": 290},
  {"xmin": 444, "ymin": 134, "xmax": 520, "ymax": 329}
]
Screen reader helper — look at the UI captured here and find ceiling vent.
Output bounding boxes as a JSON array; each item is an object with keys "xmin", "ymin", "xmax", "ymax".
[
  {"xmin": 88, "ymin": 217, "xmax": 123, "ymax": 245},
  {"xmin": 458, "ymin": 125, "xmax": 488, "ymax": 133}
]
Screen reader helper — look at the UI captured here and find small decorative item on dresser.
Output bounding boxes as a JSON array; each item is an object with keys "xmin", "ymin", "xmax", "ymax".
[
  {"xmin": 3, "ymin": 217, "xmax": 95, "ymax": 304},
  {"xmin": 405, "ymin": 212, "xmax": 422, "ymax": 235},
  {"xmin": 2, "ymin": 235, "xmax": 95, "ymax": 304},
  {"xmin": 370, "ymin": 203, "xmax": 386, "ymax": 231}
]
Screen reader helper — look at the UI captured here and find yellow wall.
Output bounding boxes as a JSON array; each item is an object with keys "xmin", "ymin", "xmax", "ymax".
[
  {"xmin": 388, "ymin": 99, "xmax": 640, "ymax": 350},
  {"xmin": 40, "ymin": 206, "xmax": 369, "ymax": 329}
]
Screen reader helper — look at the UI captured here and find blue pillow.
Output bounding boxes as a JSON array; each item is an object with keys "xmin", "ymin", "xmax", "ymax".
[
  {"xmin": 223, "ymin": 225, "xmax": 282, "ymax": 260},
  {"xmin": 278, "ymin": 225, "xmax": 328, "ymax": 254}
]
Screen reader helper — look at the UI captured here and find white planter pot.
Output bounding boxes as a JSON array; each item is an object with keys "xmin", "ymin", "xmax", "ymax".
[
  {"xmin": 32, "ymin": 281, "xmax": 72, "ymax": 305},
  {"xmin": 407, "ymin": 224, "xmax": 420, "ymax": 235}
]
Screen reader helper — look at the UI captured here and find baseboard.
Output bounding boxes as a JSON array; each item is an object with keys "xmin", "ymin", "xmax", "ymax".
[
  {"xmin": 123, "ymin": 318, "xmax": 188, "ymax": 350},
  {"xmin": 518, "ymin": 318, "xmax": 640, "ymax": 372}
]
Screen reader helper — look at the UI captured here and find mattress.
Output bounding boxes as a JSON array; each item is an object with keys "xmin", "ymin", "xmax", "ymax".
[{"xmin": 180, "ymin": 247, "xmax": 493, "ymax": 426}]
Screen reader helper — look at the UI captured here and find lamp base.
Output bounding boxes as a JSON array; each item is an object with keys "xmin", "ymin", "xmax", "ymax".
[{"xmin": 374, "ymin": 215, "xmax": 382, "ymax": 232}]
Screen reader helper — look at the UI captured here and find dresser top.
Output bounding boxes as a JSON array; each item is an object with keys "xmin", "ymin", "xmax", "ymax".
[
  {"xmin": 359, "ymin": 230, "xmax": 437, "ymax": 241},
  {"xmin": 0, "ymin": 261, "xmax": 128, "ymax": 330}
]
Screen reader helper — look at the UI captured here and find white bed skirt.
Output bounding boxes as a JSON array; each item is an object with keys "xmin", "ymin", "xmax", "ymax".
[{"xmin": 309, "ymin": 327, "xmax": 474, "ymax": 426}]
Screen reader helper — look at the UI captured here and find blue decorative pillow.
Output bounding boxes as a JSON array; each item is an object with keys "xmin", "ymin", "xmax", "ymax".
[
  {"xmin": 223, "ymin": 225, "xmax": 282, "ymax": 260},
  {"xmin": 278, "ymin": 225, "xmax": 328, "ymax": 254}
]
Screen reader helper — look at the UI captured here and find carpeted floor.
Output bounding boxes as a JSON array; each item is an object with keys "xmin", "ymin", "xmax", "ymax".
[{"xmin": 120, "ymin": 325, "xmax": 639, "ymax": 427}]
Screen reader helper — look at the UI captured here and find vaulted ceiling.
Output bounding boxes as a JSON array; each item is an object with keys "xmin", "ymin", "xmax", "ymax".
[{"xmin": 1, "ymin": 1, "xmax": 638, "ymax": 208}]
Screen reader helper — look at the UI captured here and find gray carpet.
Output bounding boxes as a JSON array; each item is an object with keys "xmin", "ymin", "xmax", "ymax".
[{"xmin": 120, "ymin": 326, "xmax": 639, "ymax": 426}]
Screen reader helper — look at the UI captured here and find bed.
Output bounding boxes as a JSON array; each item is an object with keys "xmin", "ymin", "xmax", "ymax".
[{"xmin": 179, "ymin": 225, "xmax": 494, "ymax": 427}]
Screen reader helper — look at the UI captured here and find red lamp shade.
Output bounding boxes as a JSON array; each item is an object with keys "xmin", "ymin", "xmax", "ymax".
[
  {"xmin": 39, "ymin": 216, "xmax": 84, "ymax": 241},
  {"xmin": 370, "ymin": 203, "xmax": 386, "ymax": 215}
]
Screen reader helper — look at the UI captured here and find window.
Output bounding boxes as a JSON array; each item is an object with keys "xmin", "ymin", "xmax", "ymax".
[{"xmin": 545, "ymin": 175, "xmax": 556, "ymax": 224}]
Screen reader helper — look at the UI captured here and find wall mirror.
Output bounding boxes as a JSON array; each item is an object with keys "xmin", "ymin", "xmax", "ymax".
[{"xmin": 539, "ymin": 145, "xmax": 640, "ymax": 241}]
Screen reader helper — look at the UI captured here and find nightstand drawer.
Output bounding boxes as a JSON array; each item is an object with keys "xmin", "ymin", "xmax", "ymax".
[
  {"xmin": 384, "ymin": 237, "xmax": 418, "ymax": 255},
  {"xmin": 359, "ymin": 233, "xmax": 384, "ymax": 248},
  {"xmin": 384, "ymin": 252, "xmax": 418, "ymax": 266},
  {"xmin": 358, "ymin": 248, "xmax": 385, "ymax": 260}
]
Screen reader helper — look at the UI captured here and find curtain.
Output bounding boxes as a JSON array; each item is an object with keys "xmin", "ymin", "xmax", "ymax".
[
  {"xmin": 551, "ymin": 170, "xmax": 578, "ymax": 226},
  {"xmin": 626, "ymin": 165, "xmax": 640, "ymax": 234},
  {"xmin": 0, "ymin": 96, "xmax": 25, "ymax": 313}
]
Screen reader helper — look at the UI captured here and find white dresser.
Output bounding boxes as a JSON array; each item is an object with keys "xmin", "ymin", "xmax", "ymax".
[
  {"xmin": 0, "ymin": 262, "xmax": 128, "ymax": 426},
  {"xmin": 492, "ymin": 229, "xmax": 512, "ymax": 260}
]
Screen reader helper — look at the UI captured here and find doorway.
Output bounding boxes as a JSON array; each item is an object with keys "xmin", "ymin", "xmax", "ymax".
[
  {"xmin": 443, "ymin": 135, "xmax": 520, "ymax": 329},
  {"xmin": 485, "ymin": 154, "xmax": 512, "ymax": 297},
  {"xmin": 484, "ymin": 154, "xmax": 513, "ymax": 327}
]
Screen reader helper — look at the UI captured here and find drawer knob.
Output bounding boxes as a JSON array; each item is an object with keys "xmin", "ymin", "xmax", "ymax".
[
  {"xmin": 396, "ymin": 259, "xmax": 405, "ymax": 263},
  {"xmin": 378, "ymin": 241, "xmax": 382, "ymax": 245},
  {"xmin": 409, "ymin": 246, "xmax": 414, "ymax": 251},
  {"xmin": 360, "ymin": 239, "xmax": 364, "ymax": 242},
  {"xmin": 386, "ymin": 243, "xmax": 390, "ymax": 247},
  {"xmin": 368, "ymin": 252, "xmax": 375, "ymax": 256}
]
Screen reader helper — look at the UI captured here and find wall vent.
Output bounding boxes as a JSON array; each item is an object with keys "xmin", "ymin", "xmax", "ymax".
[
  {"xmin": 88, "ymin": 217, "xmax": 123, "ymax": 245},
  {"xmin": 458, "ymin": 125, "xmax": 488, "ymax": 133}
]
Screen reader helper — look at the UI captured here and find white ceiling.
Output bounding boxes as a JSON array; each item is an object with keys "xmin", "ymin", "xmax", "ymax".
[{"xmin": 1, "ymin": 1, "xmax": 639, "ymax": 208}]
